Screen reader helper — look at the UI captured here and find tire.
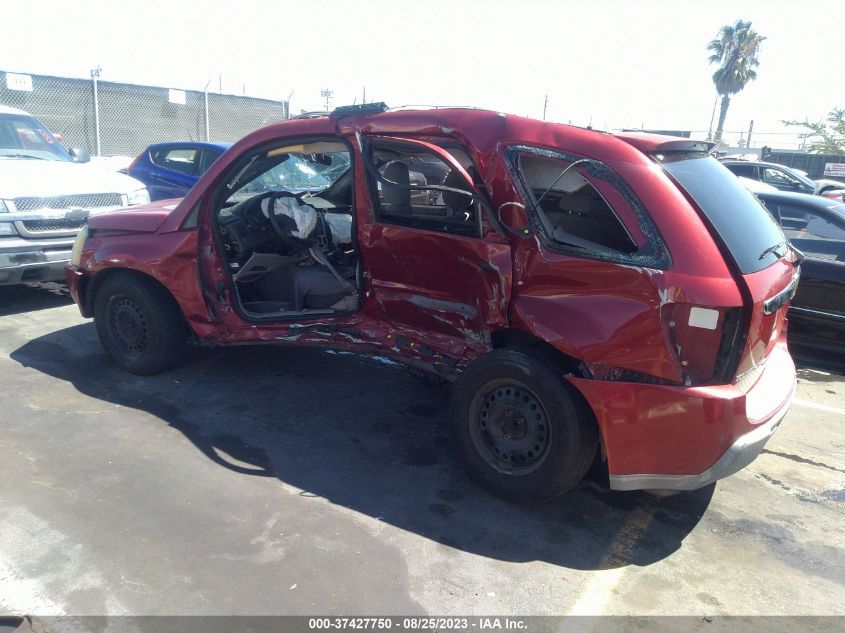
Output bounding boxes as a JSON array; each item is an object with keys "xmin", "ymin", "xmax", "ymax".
[
  {"xmin": 93, "ymin": 272, "xmax": 187, "ymax": 375},
  {"xmin": 450, "ymin": 348, "xmax": 598, "ymax": 504}
]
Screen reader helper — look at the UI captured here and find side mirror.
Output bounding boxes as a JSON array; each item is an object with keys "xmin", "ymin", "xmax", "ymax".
[
  {"xmin": 497, "ymin": 202, "xmax": 531, "ymax": 236},
  {"xmin": 69, "ymin": 147, "xmax": 91, "ymax": 163}
]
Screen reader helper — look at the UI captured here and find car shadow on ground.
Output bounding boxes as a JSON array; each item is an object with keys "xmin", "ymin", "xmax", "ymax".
[
  {"xmin": 0, "ymin": 283, "xmax": 73, "ymax": 316},
  {"xmin": 793, "ymin": 353, "xmax": 845, "ymax": 377},
  {"xmin": 11, "ymin": 322, "xmax": 715, "ymax": 571}
]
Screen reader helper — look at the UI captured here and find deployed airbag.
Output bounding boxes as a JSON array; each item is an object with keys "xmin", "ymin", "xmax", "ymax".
[{"xmin": 261, "ymin": 196, "xmax": 317, "ymax": 238}]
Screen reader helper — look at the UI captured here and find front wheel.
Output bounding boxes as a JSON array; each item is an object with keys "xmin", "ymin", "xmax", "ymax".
[
  {"xmin": 450, "ymin": 348, "xmax": 598, "ymax": 504},
  {"xmin": 93, "ymin": 273, "xmax": 187, "ymax": 375}
]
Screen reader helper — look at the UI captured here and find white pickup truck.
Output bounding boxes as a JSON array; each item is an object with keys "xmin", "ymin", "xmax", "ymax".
[{"xmin": 0, "ymin": 104, "xmax": 149, "ymax": 285}]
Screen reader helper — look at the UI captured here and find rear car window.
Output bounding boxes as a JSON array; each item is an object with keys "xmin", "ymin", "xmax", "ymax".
[
  {"xmin": 660, "ymin": 154, "xmax": 786, "ymax": 274},
  {"xmin": 516, "ymin": 154, "xmax": 637, "ymax": 253},
  {"xmin": 150, "ymin": 147, "xmax": 200, "ymax": 176},
  {"xmin": 724, "ymin": 163, "xmax": 756, "ymax": 178},
  {"xmin": 506, "ymin": 145, "xmax": 670, "ymax": 268}
]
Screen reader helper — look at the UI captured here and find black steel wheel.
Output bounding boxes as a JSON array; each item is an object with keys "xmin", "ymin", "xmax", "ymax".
[
  {"xmin": 108, "ymin": 295, "xmax": 149, "ymax": 357},
  {"xmin": 470, "ymin": 379, "xmax": 552, "ymax": 475},
  {"xmin": 451, "ymin": 348, "xmax": 598, "ymax": 504},
  {"xmin": 94, "ymin": 272, "xmax": 187, "ymax": 375}
]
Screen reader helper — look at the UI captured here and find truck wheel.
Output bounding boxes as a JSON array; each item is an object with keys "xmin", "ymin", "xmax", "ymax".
[
  {"xmin": 93, "ymin": 273, "xmax": 187, "ymax": 375},
  {"xmin": 450, "ymin": 348, "xmax": 597, "ymax": 504}
]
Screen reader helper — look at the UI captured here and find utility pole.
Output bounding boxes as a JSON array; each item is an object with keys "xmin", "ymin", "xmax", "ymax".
[
  {"xmin": 321, "ymin": 88, "xmax": 333, "ymax": 112},
  {"xmin": 90, "ymin": 65, "xmax": 102, "ymax": 156},
  {"xmin": 747, "ymin": 120, "xmax": 754, "ymax": 148},
  {"xmin": 799, "ymin": 133, "xmax": 809, "ymax": 151},
  {"xmin": 363, "ymin": 86, "xmax": 366, "ymax": 104},
  {"xmin": 542, "ymin": 95, "xmax": 548, "ymax": 121}
]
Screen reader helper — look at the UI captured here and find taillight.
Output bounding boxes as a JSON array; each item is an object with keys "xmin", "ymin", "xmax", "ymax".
[
  {"xmin": 711, "ymin": 307, "xmax": 746, "ymax": 382},
  {"xmin": 662, "ymin": 304, "xmax": 745, "ymax": 385}
]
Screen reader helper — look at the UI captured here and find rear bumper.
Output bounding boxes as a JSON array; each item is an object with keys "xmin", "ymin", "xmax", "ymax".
[
  {"xmin": 0, "ymin": 237, "xmax": 74, "ymax": 285},
  {"xmin": 608, "ymin": 388, "xmax": 792, "ymax": 491},
  {"xmin": 569, "ymin": 338, "xmax": 796, "ymax": 491}
]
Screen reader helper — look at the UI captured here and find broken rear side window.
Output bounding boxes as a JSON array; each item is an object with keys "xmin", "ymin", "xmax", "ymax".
[{"xmin": 513, "ymin": 152, "xmax": 640, "ymax": 255}]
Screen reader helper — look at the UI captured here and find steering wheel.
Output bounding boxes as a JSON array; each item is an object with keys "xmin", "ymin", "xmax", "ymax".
[
  {"xmin": 262, "ymin": 191, "xmax": 295, "ymax": 238},
  {"xmin": 262, "ymin": 191, "xmax": 314, "ymax": 254}
]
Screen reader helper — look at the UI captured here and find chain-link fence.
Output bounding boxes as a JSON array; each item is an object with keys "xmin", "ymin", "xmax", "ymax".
[{"xmin": 0, "ymin": 70, "xmax": 288, "ymax": 157}]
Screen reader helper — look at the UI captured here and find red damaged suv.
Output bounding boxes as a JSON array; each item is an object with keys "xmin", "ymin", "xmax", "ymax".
[{"xmin": 66, "ymin": 105, "xmax": 799, "ymax": 503}]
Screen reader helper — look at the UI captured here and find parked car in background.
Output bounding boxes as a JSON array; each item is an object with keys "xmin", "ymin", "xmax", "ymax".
[
  {"xmin": 722, "ymin": 158, "xmax": 845, "ymax": 202},
  {"xmin": 0, "ymin": 104, "xmax": 149, "ymax": 285},
  {"xmin": 127, "ymin": 142, "xmax": 231, "ymax": 201},
  {"xmin": 66, "ymin": 107, "xmax": 799, "ymax": 503},
  {"xmin": 788, "ymin": 166, "xmax": 845, "ymax": 198},
  {"xmin": 756, "ymin": 189, "xmax": 845, "ymax": 358}
]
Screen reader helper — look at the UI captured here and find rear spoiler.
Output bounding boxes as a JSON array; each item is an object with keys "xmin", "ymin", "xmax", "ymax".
[{"xmin": 615, "ymin": 133, "xmax": 718, "ymax": 155}]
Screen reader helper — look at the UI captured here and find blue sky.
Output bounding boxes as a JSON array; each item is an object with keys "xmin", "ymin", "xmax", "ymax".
[{"xmin": 2, "ymin": 0, "xmax": 842, "ymax": 148}]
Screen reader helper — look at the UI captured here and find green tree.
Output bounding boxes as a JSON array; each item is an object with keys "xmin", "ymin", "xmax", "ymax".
[
  {"xmin": 784, "ymin": 109, "xmax": 845, "ymax": 154},
  {"xmin": 707, "ymin": 20, "xmax": 766, "ymax": 142}
]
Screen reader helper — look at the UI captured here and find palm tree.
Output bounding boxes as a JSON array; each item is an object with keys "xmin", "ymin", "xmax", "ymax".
[{"xmin": 707, "ymin": 20, "xmax": 766, "ymax": 142}]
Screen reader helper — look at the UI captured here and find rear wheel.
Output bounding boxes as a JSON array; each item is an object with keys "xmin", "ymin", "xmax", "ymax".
[
  {"xmin": 93, "ymin": 273, "xmax": 187, "ymax": 375},
  {"xmin": 450, "ymin": 348, "xmax": 598, "ymax": 504}
]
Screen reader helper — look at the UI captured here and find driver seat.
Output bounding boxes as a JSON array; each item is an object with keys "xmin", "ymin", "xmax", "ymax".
[
  {"xmin": 291, "ymin": 265, "xmax": 353, "ymax": 310},
  {"xmin": 442, "ymin": 167, "xmax": 474, "ymax": 216}
]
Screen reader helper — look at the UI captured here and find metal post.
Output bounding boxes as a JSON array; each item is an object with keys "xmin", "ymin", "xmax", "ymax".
[
  {"xmin": 203, "ymin": 79, "xmax": 211, "ymax": 142},
  {"xmin": 90, "ymin": 66, "xmax": 102, "ymax": 156},
  {"xmin": 747, "ymin": 120, "xmax": 754, "ymax": 148},
  {"xmin": 543, "ymin": 95, "xmax": 548, "ymax": 121}
]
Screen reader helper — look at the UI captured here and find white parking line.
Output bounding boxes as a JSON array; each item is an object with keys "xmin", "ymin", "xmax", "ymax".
[{"xmin": 793, "ymin": 399, "xmax": 845, "ymax": 416}]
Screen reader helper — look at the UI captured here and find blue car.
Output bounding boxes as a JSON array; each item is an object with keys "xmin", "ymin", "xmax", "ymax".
[{"xmin": 127, "ymin": 142, "xmax": 231, "ymax": 201}]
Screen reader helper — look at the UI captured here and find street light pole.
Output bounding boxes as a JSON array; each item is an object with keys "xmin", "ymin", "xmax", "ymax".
[
  {"xmin": 543, "ymin": 94, "xmax": 548, "ymax": 121},
  {"xmin": 321, "ymin": 88, "xmax": 333, "ymax": 112}
]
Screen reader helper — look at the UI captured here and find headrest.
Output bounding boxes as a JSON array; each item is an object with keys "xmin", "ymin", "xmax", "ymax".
[{"xmin": 382, "ymin": 161, "xmax": 411, "ymax": 207}]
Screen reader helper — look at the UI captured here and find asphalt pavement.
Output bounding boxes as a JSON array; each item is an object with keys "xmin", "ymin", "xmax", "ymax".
[{"xmin": 0, "ymin": 283, "xmax": 842, "ymax": 623}]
